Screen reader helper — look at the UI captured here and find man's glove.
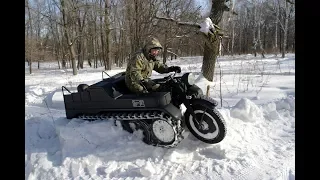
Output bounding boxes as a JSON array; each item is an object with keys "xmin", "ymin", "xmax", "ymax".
[
  {"xmin": 168, "ymin": 66, "xmax": 181, "ymax": 73},
  {"xmin": 140, "ymin": 79, "xmax": 160, "ymax": 91}
]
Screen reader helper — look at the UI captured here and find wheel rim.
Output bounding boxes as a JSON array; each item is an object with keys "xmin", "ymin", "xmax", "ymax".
[
  {"xmin": 194, "ymin": 113, "xmax": 216, "ymax": 133},
  {"xmin": 152, "ymin": 120, "xmax": 175, "ymax": 143},
  {"xmin": 189, "ymin": 110, "xmax": 219, "ymax": 139}
]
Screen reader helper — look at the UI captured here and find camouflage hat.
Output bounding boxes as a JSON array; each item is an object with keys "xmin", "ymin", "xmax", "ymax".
[{"xmin": 144, "ymin": 37, "xmax": 163, "ymax": 52}]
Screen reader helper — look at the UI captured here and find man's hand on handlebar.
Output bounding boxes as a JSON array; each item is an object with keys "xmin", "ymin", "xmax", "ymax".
[{"xmin": 168, "ymin": 66, "xmax": 181, "ymax": 73}]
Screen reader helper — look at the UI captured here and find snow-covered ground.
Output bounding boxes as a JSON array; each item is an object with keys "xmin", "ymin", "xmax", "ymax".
[{"xmin": 25, "ymin": 53, "xmax": 295, "ymax": 180}]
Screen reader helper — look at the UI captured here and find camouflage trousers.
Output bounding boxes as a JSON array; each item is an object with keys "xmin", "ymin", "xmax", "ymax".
[
  {"xmin": 125, "ymin": 79, "xmax": 162, "ymax": 94},
  {"xmin": 125, "ymin": 80, "xmax": 145, "ymax": 93}
]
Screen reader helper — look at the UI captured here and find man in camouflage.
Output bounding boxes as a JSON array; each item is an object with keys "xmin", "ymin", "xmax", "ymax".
[{"xmin": 125, "ymin": 37, "xmax": 181, "ymax": 93}]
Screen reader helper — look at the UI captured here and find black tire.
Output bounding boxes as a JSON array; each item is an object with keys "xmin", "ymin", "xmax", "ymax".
[
  {"xmin": 136, "ymin": 120, "xmax": 152, "ymax": 145},
  {"xmin": 185, "ymin": 103, "xmax": 227, "ymax": 144},
  {"xmin": 120, "ymin": 121, "xmax": 134, "ymax": 133},
  {"xmin": 116, "ymin": 120, "xmax": 152, "ymax": 144}
]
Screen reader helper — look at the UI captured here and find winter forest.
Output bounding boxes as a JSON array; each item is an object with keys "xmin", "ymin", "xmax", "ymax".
[
  {"xmin": 25, "ymin": 1, "xmax": 295, "ymax": 179},
  {"xmin": 25, "ymin": 0, "xmax": 295, "ymax": 77}
]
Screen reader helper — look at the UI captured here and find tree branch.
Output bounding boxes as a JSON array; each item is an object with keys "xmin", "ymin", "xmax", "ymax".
[
  {"xmin": 155, "ymin": 16, "xmax": 201, "ymax": 29},
  {"xmin": 155, "ymin": 16, "xmax": 224, "ymax": 47},
  {"xmin": 29, "ymin": 6, "xmax": 64, "ymax": 26},
  {"xmin": 286, "ymin": 0, "xmax": 294, "ymax": 4}
]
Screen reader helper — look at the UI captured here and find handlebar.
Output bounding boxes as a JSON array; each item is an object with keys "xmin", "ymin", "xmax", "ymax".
[
  {"xmin": 140, "ymin": 71, "xmax": 179, "ymax": 92},
  {"xmin": 163, "ymin": 71, "xmax": 177, "ymax": 82}
]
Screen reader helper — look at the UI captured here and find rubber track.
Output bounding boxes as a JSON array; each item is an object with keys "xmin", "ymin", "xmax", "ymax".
[{"xmin": 77, "ymin": 110, "xmax": 184, "ymax": 148}]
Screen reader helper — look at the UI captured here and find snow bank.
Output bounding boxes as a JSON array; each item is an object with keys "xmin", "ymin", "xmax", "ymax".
[
  {"xmin": 25, "ymin": 85, "xmax": 59, "ymax": 105},
  {"xmin": 262, "ymin": 95, "xmax": 295, "ymax": 121},
  {"xmin": 230, "ymin": 98, "xmax": 264, "ymax": 122},
  {"xmin": 275, "ymin": 95, "xmax": 295, "ymax": 112},
  {"xmin": 262, "ymin": 101, "xmax": 281, "ymax": 120},
  {"xmin": 26, "ymin": 93, "xmax": 295, "ymax": 179},
  {"xmin": 140, "ymin": 161, "xmax": 156, "ymax": 177}
]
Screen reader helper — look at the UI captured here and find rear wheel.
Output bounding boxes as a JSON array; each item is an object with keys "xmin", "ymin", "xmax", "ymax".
[
  {"xmin": 151, "ymin": 119, "xmax": 176, "ymax": 145},
  {"xmin": 185, "ymin": 104, "xmax": 226, "ymax": 144},
  {"xmin": 119, "ymin": 120, "xmax": 151, "ymax": 144},
  {"xmin": 136, "ymin": 120, "xmax": 152, "ymax": 145}
]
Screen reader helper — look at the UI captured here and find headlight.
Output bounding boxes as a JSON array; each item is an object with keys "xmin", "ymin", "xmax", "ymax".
[{"xmin": 182, "ymin": 73, "xmax": 196, "ymax": 86}]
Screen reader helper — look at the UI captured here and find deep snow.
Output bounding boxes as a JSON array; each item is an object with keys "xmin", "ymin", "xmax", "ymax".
[{"xmin": 25, "ymin": 53, "xmax": 295, "ymax": 180}]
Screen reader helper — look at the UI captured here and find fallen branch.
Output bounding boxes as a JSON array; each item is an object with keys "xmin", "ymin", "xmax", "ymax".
[
  {"xmin": 286, "ymin": 0, "xmax": 294, "ymax": 4},
  {"xmin": 155, "ymin": 16, "xmax": 201, "ymax": 29},
  {"xmin": 155, "ymin": 16, "xmax": 213, "ymax": 45}
]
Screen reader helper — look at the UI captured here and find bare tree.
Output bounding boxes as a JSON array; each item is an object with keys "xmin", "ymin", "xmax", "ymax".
[
  {"xmin": 104, "ymin": 0, "xmax": 112, "ymax": 70},
  {"xmin": 201, "ymin": 0, "xmax": 231, "ymax": 81},
  {"xmin": 26, "ymin": 0, "xmax": 33, "ymax": 74},
  {"xmin": 75, "ymin": 0, "xmax": 88, "ymax": 69},
  {"xmin": 47, "ymin": 1, "xmax": 62, "ymax": 68},
  {"xmin": 273, "ymin": 0, "xmax": 279, "ymax": 55},
  {"xmin": 269, "ymin": 0, "xmax": 294, "ymax": 58},
  {"xmin": 25, "ymin": 0, "xmax": 295, "ymax": 75},
  {"xmin": 280, "ymin": 0, "xmax": 294, "ymax": 58},
  {"xmin": 254, "ymin": 0, "xmax": 266, "ymax": 58},
  {"xmin": 60, "ymin": 0, "xmax": 78, "ymax": 75}
]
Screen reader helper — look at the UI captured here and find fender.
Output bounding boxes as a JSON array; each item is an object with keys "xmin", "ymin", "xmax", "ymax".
[
  {"xmin": 187, "ymin": 84, "xmax": 203, "ymax": 96},
  {"xmin": 191, "ymin": 94, "xmax": 218, "ymax": 108}
]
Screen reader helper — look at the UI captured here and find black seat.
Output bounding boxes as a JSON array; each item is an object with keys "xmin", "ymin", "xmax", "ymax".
[{"xmin": 112, "ymin": 76, "xmax": 132, "ymax": 95}]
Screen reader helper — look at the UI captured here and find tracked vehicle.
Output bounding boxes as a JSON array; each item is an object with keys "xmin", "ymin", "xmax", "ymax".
[{"xmin": 62, "ymin": 71, "xmax": 227, "ymax": 147}]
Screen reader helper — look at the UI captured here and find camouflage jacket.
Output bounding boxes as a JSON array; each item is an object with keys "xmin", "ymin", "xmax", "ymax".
[{"xmin": 125, "ymin": 38, "xmax": 169, "ymax": 92}]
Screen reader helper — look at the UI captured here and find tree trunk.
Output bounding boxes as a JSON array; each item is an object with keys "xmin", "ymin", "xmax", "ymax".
[
  {"xmin": 99, "ymin": 0, "xmax": 107, "ymax": 70},
  {"xmin": 105, "ymin": 0, "xmax": 112, "ymax": 70},
  {"xmin": 94, "ymin": 12, "xmax": 98, "ymax": 68},
  {"xmin": 56, "ymin": 47, "xmax": 61, "ymax": 69},
  {"xmin": 239, "ymin": 21, "xmax": 242, "ymax": 55},
  {"xmin": 257, "ymin": 12, "xmax": 265, "ymax": 58},
  {"xmin": 263, "ymin": 24, "xmax": 266, "ymax": 52},
  {"xmin": 282, "ymin": 1, "xmax": 289, "ymax": 58},
  {"xmin": 163, "ymin": 30, "xmax": 168, "ymax": 64},
  {"xmin": 125, "ymin": 1, "xmax": 134, "ymax": 54},
  {"xmin": 94, "ymin": 38, "xmax": 98, "ymax": 68},
  {"xmin": 134, "ymin": 0, "xmax": 140, "ymax": 52},
  {"xmin": 202, "ymin": 38, "xmax": 220, "ymax": 81},
  {"xmin": 253, "ymin": 5, "xmax": 257, "ymax": 57},
  {"xmin": 202, "ymin": 0, "xmax": 227, "ymax": 81},
  {"xmin": 120, "ymin": 28, "xmax": 125, "ymax": 67},
  {"xmin": 201, "ymin": 35, "xmax": 220, "ymax": 81},
  {"xmin": 61, "ymin": 35, "xmax": 66, "ymax": 69},
  {"xmin": 60, "ymin": 0, "xmax": 77, "ymax": 75},
  {"xmin": 88, "ymin": 30, "xmax": 93, "ymax": 68},
  {"xmin": 274, "ymin": 0, "xmax": 278, "ymax": 55},
  {"xmin": 231, "ymin": 19, "xmax": 235, "ymax": 56},
  {"xmin": 26, "ymin": 0, "xmax": 33, "ymax": 74},
  {"xmin": 77, "ymin": 15, "xmax": 83, "ymax": 69}
]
